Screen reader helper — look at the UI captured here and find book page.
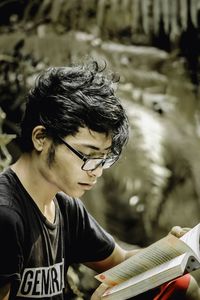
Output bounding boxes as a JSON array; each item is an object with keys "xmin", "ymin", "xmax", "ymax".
[
  {"xmin": 101, "ymin": 254, "xmax": 189, "ymax": 300},
  {"xmin": 180, "ymin": 223, "xmax": 200, "ymax": 259},
  {"xmin": 96, "ymin": 234, "xmax": 192, "ymax": 286}
]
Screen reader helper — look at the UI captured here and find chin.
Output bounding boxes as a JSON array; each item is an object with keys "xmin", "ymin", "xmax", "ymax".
[
  {"xmin": 74, "ymin": 190, "xmax": 86, "ymax": 198},
  {"xmin": 61, "ymin": 188, "xmax": 85, "ymax": 198}
]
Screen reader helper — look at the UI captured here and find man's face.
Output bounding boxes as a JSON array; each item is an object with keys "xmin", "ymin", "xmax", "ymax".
[{"xmin": 41, "ymin": 127, "xmax": 112, "ymax": 198}]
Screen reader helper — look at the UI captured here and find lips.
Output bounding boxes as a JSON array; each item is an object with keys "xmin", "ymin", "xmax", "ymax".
[{"xmin": 78, "ymin": 182, "xmax": 96, "ymax": 190}]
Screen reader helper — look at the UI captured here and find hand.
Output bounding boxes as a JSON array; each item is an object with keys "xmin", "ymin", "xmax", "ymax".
[
  {"xmin": 91, "ymin": 283, "xmax": 109, "ymax": 300},
  {"xmin": 169, "ymin": 226, "xmax": 191, "ymax": 238},
  {"xmin": 186, "ymin": 275, "xmax": 200, "ymax": 299}
]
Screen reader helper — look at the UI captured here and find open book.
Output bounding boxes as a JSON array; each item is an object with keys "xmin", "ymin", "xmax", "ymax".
[{"xmin": 95, "ymin": 223, "xmax": 200, "ymax": 300}]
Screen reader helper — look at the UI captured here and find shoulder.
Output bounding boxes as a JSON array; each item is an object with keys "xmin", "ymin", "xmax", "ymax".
[
  {"xmin": 0, "ymin": 169, "xmax": 25, "ymax": 219},
  {"xmin": 0, "ymin": 168, "xmax": 26, "ymax": 231},
  {"xmin": 0, "ymin": 167, "xmax": 18, "ymax": 206},
  {"xmin": 0, "ymin": 205, "xmax": 24, "ymax": 239}
]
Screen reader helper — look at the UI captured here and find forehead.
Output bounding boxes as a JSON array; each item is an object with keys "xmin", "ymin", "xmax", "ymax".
[{"xmin": 66, "ymin": 127, "xmax": 112, "ymax": 151}]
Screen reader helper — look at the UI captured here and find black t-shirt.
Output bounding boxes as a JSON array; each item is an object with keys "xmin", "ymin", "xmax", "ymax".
[{"xmin": 0, "ymin": 168, "xmax": 115, "ymax": 299}]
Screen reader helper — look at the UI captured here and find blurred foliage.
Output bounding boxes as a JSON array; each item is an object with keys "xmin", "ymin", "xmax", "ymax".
[
  {"xmin": 0, "ymin": 34, "xmax": 48, "ymax": 161},
  {"xmin": 0, "ymin": 0, "xmax": 199, "ymax": 86},
  {"xmin": 0, "ymin": 38, "xmax": 47, "ymax": 136},
  {"xmin": 0, "ymin": 108, "xmax": 16, "ymax": 171}
]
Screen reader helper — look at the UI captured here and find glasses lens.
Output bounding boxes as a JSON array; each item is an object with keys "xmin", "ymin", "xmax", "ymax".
[
  {"xmin": 82, "ymin": 158, "xmax": 103, "ymax": 171},
  {"xmin": 103, "ymin": 156, "xmax": 119, "ymax": 169},
  {"xmin": 82, "ymin": 156, "xmax": 119, "ymax": 171}
]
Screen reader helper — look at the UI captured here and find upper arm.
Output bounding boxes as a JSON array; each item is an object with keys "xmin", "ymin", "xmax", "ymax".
[
  {"xmin": 0, "ymin": 283, "xmax": 11, "ymax": 300},
  {"xmin": 84, "ymin": 243, "xmax": 128, "ymax": 273},
  {"xmin": 0, "ymin": 207, "xmax": 24, "ymax": 289}
]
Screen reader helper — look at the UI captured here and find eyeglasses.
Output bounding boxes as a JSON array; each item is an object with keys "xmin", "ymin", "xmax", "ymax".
[{"xmin": 58, "ymin": 137, "xmax": 119, "ymax": 171}]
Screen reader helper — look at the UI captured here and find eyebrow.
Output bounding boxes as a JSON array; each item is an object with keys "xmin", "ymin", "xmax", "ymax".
[{"xmin": 79, "ymin": 144, "xmax": 112, "ymax": 151}]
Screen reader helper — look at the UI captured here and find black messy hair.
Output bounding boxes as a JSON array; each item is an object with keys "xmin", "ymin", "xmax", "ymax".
[{"xmin": 19, "ymin": 61, "xmax": 129, "ymax": 155}]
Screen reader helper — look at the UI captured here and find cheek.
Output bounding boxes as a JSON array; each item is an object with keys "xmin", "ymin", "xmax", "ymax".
[
  {"xmin": 54, "ymin": 166, "xmax": 86, "ymax": 197},
  {"xmin": 55, "ymin": 147, "xmax": 82, "ymax": 170},
  {"xmin": 50, "ymin": 148, "xmax": 86, "ymax": 186},
  {"xmin": 53, "ymin": 155, "xmax": 81, "ymax": 182}
]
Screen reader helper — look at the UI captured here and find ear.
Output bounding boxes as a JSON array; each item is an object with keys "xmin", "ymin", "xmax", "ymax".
[{"xmin": 32, "ymin": 126, "xmax": 47, "ymax": 151}]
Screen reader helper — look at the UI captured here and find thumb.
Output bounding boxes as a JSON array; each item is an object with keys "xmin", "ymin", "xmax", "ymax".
[{"xmin": 91, "ymin": 283, "xmax": 109, "ymax": 300}]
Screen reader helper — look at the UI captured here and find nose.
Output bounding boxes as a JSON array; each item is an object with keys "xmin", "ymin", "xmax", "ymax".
[{"xmin": 87, "ymin": 165, "xmax": 104, "ymax": 178}]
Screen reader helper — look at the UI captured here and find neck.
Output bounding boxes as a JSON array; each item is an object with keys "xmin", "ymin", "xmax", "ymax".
[{"xmin": 11, "ymin": 153, "xmax": 58, "ymax": 221}]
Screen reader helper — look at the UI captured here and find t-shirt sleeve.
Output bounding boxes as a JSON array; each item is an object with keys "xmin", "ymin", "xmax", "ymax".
[
  {"xmin": 60, "ymin": 195, "xmax": 115, "ymax": 264},
  {"xmin": 0, "ymin": 206, "xmax": 24, "ymax": 287}
]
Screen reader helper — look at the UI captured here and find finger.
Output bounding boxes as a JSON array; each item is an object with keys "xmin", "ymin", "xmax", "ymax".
[
  {"xmin": 181, "ymin": 227, "xmax": 191, "ymax": 233},
  {"xmin": 170, "ymin": 226, "xmax": 182, "ymax": 236},
  {"xmin": 91, "ymin": 283, "xmax": 109, "ymax": 300},
  {"xmin": 170, "ymin": 226, "xmax": 191, "ymax": 238}
]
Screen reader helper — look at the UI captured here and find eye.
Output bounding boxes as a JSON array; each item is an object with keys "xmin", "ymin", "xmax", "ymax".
[
  {"xmin": 78, "ymin": 150, "xmax": 90, "ymax": 158},
  {"xmin": 90, "ymin": 153, "xmax": 107, "ymax": 159},
  {"xmin": 78, "ymin": 149, "xmax": 101, "ymax": 158}
]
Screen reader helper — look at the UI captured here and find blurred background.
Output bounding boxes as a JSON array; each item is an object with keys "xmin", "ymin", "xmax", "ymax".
[{"xmin": 0, "ymin": 0, "xmax": 200, "ymax": 298}]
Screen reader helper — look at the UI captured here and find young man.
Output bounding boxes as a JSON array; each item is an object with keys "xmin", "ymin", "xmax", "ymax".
[{"xmin": 0, "ymin": 61, "xmax": 199, "ymax": 300}]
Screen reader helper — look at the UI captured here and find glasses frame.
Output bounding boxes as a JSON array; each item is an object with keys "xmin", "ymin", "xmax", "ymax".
[{"xmin": 58, "ymin": 136, "xmax": 118, "ymax": 171}]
